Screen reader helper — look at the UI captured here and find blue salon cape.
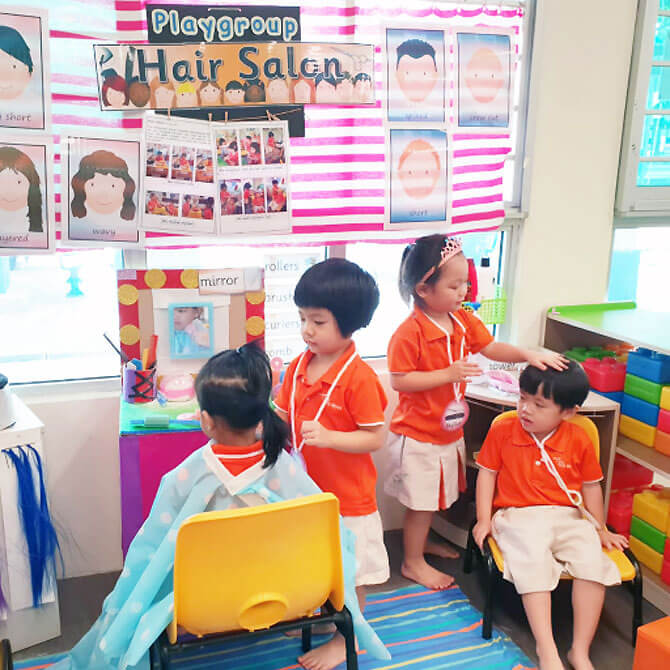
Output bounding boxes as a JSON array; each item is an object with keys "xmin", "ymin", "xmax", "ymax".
[{"xmin": 51, "ymin": 444, "xmax": 390, "ymax": 669}]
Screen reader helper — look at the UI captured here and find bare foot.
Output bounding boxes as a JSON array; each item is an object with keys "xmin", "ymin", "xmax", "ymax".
[
  {"xmin": 425, "ymin": 539, "xmax": 460, "ymax": 559},
  {"xmin": 537, "ymin": 646, "xmax": 565, "ymax": 670},
  {"xmin": 298, "ymin": 632, "xmax": 348, "ymax": 670},
  {"xmin": 401, "ymin": 558, "xmax": 454, "ymax": 589},
  {"xmin": 566, "ymin": 648, "xmax": 593, "ymax": 670},
  {"xmin": 285, "ymin": 623, "xmax": 337, "ymax": 637}
]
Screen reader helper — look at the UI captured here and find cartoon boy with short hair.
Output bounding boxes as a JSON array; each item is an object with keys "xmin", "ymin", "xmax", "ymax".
[{"xmin": 396, "ymin": 39, "xmax": 439, "ymax": 103}]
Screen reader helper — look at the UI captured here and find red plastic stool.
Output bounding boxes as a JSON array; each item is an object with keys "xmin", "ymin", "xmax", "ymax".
[{"xmin": 633, "ymin": 617, "xmax": 670, "ymax": 670}]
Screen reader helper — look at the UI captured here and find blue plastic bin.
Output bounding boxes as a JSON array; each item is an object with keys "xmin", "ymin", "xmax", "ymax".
[
  {"xmin": 621, "ymin": 393, "xmax": 659, "ymax": 427},
  {"xmin": 594, "ymin": 390, "xmax": 624, "ymax": 405},
  {"xmin": 626, "ymin": 348, "xmax": 670, "ymax": 384}
]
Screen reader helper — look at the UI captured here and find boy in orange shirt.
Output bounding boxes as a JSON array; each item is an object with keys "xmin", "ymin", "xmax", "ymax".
[
  {"xmin": 275, "ymin": 258, "xmax": 389, "ymax": 670},
  {"xmin": 474, "ymin": 362, "xmax": 628, "ymax": 670}
]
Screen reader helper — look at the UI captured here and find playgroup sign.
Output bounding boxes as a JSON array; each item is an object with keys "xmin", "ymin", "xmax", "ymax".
[
  {"xmin": 94, "ymin": 42, "xmax": 376, "ymax": 110},
  {"xmin": 146, "ymin": 4, "xmax": 301, "ymax": 44}
]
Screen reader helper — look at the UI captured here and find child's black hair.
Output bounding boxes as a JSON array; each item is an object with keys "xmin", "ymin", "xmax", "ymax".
[
  {"xmin": 398, "ymin": 234, "xmax": 459, "ymax": 306},
  {"xmin": 294, "ymin": 258, "xmax": 379, "ymax": 337},
  {"xmin": 519, "ymin": 361, "xmax": 590, "ymax": 410},
  {"xmin": 396, "ymin": 39, "xmax": 436, "ymax": 68},
  {"xmin": 195, "ymin": 344, "xmax": 287, "ymax": 467}
]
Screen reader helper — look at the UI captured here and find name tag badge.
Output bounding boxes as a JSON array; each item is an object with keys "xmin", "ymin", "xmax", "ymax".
[{"xmin": 441, "ymin": 399, "xmax": 470, "ymax": 432}]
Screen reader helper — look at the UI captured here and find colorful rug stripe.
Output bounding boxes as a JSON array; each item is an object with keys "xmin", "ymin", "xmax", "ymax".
[{"xmin": 15, "ymin": 585, "xmax": 535, "ymax": 670}]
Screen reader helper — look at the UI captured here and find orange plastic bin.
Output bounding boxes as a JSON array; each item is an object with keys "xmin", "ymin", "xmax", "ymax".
[{"xmin": 633, "ymin": 616, "xmax": 670, "ymax": 670}]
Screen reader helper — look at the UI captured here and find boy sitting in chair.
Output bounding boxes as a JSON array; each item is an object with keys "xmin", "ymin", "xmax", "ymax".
[{"xmin": 473, "ymin": 361, "xmax": 628, "ymax": 670}]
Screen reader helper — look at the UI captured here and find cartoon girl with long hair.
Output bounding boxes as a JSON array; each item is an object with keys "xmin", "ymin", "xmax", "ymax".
[
  {"xmin": 0, "ymin": 146, "xmax": 43, "ymax": 234},
  {"xmin": 70, "ymin": 149, "xmax": 137, "ymax": 241}
]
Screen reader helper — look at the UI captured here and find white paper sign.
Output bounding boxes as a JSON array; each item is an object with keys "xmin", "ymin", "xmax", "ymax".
[{"xmin": 198, "ymin": 268, "xmax": 245, "ymax": 294}]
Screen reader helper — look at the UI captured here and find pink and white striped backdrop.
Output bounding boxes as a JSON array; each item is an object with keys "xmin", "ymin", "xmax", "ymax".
[{"xmin": 42, "ymin": 0, "xmax": 524, "ymax": 244}]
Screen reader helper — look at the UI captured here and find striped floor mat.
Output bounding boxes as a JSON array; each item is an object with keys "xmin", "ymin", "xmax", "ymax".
[{"xmin": 16, "ymin": 584, "xmax": 536, "ymax": 669}]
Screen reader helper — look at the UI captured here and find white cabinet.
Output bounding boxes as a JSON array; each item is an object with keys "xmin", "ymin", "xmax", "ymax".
[{"xmin": 0, "ymin": 395, "xmax": 60, "ymax": 651}]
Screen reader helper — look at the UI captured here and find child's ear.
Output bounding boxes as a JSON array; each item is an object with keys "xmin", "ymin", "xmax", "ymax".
[
  {"xmin": 560, "ymin": 406, "xmax": 578, "ymax": 421},
  {"xmin": 200, "ymin": 409, "xmax": 214, "ymax": 435},
  {"xmin": 415, "ymin": 281, "xmax": 430, "ymax": 299}
]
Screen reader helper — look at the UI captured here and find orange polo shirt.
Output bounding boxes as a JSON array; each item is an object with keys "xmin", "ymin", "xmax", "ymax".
[
  {"xmin": 476, "ymin": 415, "xmax": 603, "ymax": 510},
  {"xmin": 274, "ymin": 342, "xmax": 387, "ymax": 516},
  {"xmin": 388, "ymin": 307, "xmax": 494, "ymax": 445}
]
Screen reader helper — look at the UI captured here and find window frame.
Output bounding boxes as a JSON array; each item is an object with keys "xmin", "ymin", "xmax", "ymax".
[{"xmin": 617, "ymin": 0, "xmax": 670, "ymax": 214}]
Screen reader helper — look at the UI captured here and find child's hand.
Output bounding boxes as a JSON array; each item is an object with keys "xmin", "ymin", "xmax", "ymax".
[
  {"xmin": 598, "ymin": 527, "xmax": 629, "ymax": 551},
  {"xmin": 446, "ymin": 359, "xmax": 483, "ymax": 384},
  {"xmin": 301, "ymin": 420, "xmax": 333, "ymax": 448},
  {"xmin": 525, "ymin": 350, "xmax": 568, "ymax": 371},
  {"xmin": 472, "ymin": 519, "xmax": 492, "ymax": 550}
]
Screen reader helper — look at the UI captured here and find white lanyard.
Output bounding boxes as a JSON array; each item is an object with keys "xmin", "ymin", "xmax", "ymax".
[
  {"xmin": 530, "ymin": 430, "xmax": 601, "ymax": 529},
  {"xmin": 423, "ymin": 312, "xmax": 467, "ymax": 401},
  {"xmin": 289, "ymin": 350, "xmax": 358, "ymax": 453}
]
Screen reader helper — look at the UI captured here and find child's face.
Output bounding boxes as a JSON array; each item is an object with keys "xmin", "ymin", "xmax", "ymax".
[
  {"xmin": 397, "ymin": 54, "xmax": 438, "ymax": 102},
  {"xmin": 225, "ymin": 87, "xmax": 244, "ymax": 105},
  {"xmin": 315, "ymin": 80, "xmax": 337, "ymax": 103},
  {"xmin": 107, "ymin": 87, "xmax": 126, "ymax": 107},
  {"xmin": 299, "ymin": 307, "xmax": 348, "ymax": 356},
  {"xmin": 154, "ymin": 86, "xmax": 174, "ymax": 108},
  {"xmin": 0, "ymin": 49, "xmax": 32, "ymax": 100},
  {"xmin": 85, "ymin": 172, "xmax": 125, "ymax": 215},
  {"xmin": 0, "ymin": 167, "xmax": 30, "ymax": 211},
  {"xmin": 173, "ymin": 307, "xmax": 199, "ymax": 330},
  {"xmin": 419, "ymin": 253, "xmax": 469, "ymax": 314},
  {"xmin": 293, "ymin": 79, "xmax": 311, "ymax": 103},
  {"xmin": 267, "ymin": 78, "xmax": 289, "ymax": 103},
  {"xmin": 176, "ymin": 89, "xmax": 198, "ymax": 108},
  {"xmin": 517, "ymin": 386, "xmax": 574, "ymax": 437},
  {"xmin": 465, "ymin": 48, "xmax": 505, "ymax": 103}
]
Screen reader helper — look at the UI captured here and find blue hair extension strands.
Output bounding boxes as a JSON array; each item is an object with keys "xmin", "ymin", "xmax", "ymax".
[{"xmin": 2, "ymin": 445, "xmax": 61, "ymax": 608}]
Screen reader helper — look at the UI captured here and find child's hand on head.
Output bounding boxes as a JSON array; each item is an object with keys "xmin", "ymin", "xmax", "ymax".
[
  {"xmin": 446, "ymin": 359, "xmax": 483, "ymax": 384},
  {"xmin": 301, "ymin": 420, "xmax": 333, "ymax": 448},
  {"xmin": 526, "ymin": 350, "xmax": 569, "ymax": 371},
  {"xmin": 598, "ymin": 527, "xmax": 629, "ymax": 551}
]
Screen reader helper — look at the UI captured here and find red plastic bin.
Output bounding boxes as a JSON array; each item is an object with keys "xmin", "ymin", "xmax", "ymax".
[
  {"xmin": 611, "ymin": 454, "xmax": 654, "ymax": 491},
  {"xmin": 659, "ymin": 408, "xmax": 670, "ymax": 434},
  {"xmin": 582, "ymin": 357, "xmax": 627, "ymax": 392},
  {"xmin": 662, "ymin": 557, "xmax": 670, "ymax": 586},
  {"xmin": 607, "ymin": 490, "xmax": 635, "ymax": 535}
]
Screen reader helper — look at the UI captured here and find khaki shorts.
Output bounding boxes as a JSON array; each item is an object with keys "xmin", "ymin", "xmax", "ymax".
[
  {"xmin": 491, "ymin": 505, "xmax": 621, "ymax": 594},
  {"xmin": 384, "ymin": 432, "xmax": 465, "ymax": 511},
  {"xmin": 342, "ymin": 511, "xmax": 390, "ymax": 586}
]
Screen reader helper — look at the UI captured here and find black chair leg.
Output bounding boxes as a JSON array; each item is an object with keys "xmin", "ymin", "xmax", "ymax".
[
  {"xmin": 1, "ymin": 638, "xmax": 13, "ymax": 670},
  {"xmin": 482, "ymin": 553, "xmax": 496, "ymax": 640},
  {"xmin": 623, "ymin": 548, "xmax": 643, "ymax": 647},
  {"xmin": 334, "ymin": 606, "xmax": 359, "ymax": 670},
  {"xmin": 464, "ymin": 520, "xmax": 476, "ymax": 574},
  {"xmin": 302, "ymin": 624, "xmax": 312, "ymax": 653}
]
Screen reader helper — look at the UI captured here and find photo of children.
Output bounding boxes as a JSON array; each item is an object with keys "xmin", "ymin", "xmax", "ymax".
[
  {"xmin": 262, "ymin": 127, "xmax": 285, "ymax": 165},
  {"xmin": 182, "ymin": 194, "xmax": 214, "ymax": 220},
  {"xmin": 389, "ymin": 128, "xmax": 447, "ymax": 225},
  {"xmin": 145, "ymin": 143, "xmax": 169, "ymax": 178},
  {"xmin": 242, "ymin": 179, "xmax": 266, "ymax": 214},
  {"xmin": 266, "ymin": 177, "xmax": 287, "ymax": 213},
  {"xmin": 195, "ymin": 149, "xmax": 214, "ymax": 183},
  {"xmin": 0, "ymin": 10, "xmax": 49, "ymax": 130},
  {"xmin": 169, "ymin": 302, "xmax": 214, "ymax": 359},
  {"xmin": 67, "ymin": 137, "xmax": 140, "ymax": 244},
  {"xmin": 0, "ymin": 141, "xmax": 50, "ymax": 251},
  {"xmin": 240, "ymin": 128, "xmax": 263, "ymax": 166},
  {"xmin": 458, "ymin": 32, "xmax": 511, "ymax": 128},
  {"xmin": 170, "ymin": 147, "xmax": 194, "ymax": 181},
  {"xmin": 216, "ymin": 130, "xmax": 239, "ymax": 168},
  {"xmin": 145, "ymin": 191, "xmax": 179, "ymax": 217},
  {"xmin": 386, "ymin": 28, "xmax": 445, "ymax": 123},
  {"xmin": 219, "ymin": 179, "xmax": 242, "ymax": 216}
]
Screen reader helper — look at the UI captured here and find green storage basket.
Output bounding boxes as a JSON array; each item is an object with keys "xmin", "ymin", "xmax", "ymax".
[{"xmin": 478, "ymin": 286, "xmax": 507, "ymax": 325}]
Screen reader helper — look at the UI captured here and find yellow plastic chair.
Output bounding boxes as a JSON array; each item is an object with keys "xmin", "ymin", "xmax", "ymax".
[
  {"xmin": 463, "ymin": 411, "xmax": 643, "ymax": 644},
  {"xmin": 150, "ymin": 493, "xmax": 359, "ymax": 669}
]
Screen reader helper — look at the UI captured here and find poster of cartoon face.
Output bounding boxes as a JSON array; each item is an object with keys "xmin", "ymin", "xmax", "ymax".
[
  {"xmin": 386, "ymin": 28, "xmax": 445, "ymax": 123},
  {"xmin": 389, "ymin": 129, "xmax": 447, "ymax": 226},
  {"xmin": 457, "ymin": 32, "xmax": 511, "ymax": 128},
  {"xmin": 0, "ymin": 8, "xmax": 50, "ymax": 130},
  {"xmin": 0, "ymin": 139, "xmax": 52, "ymax": 253},
  {"xmin": 65, "ymin": 135, "xmax": 141, "ymax": 246}
]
